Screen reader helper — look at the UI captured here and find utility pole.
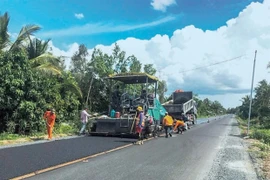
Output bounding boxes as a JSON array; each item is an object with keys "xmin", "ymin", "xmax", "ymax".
[
  {"xmin": 247, "ymin": 50, "xmax": 257, "ymax": 136},
  {"xmin": 86, "ymin": 73, "xmax": 94, "ymax": 109},
  {"xmin": 85, "ymin": 66, "xmax": 94, "ymax": 109}
]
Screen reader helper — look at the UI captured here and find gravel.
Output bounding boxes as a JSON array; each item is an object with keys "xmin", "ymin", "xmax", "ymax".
[{"xmin": 203, "ymin": 116, "xmax": 259, "ymax": 180}]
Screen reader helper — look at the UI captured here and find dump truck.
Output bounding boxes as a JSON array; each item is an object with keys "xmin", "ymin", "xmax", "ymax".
[
  {"xmin": 89, "ymin": 73, "xmax": 167, "ymax": 137},
  {"xmin": 162, "ymin": 90, "xmax": 197, "ymax": 124}
]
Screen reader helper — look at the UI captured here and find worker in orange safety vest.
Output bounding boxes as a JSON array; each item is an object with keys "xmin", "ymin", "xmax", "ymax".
[
  {"xmin": 163, "ymin": 112, "xmax": 173, "ymax": 138},
  {"xmin": 173, "ymin": 118, "xmax": 186, "ymax": 134},
  {"xmin": 44, "ymin": 108, "xmax": 56, "ymax": 140}
]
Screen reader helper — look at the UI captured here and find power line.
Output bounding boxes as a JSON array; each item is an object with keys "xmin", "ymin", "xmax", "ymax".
[{"xmin": 178, "ymin": 55, "xmax": 245, "ymax": 74}]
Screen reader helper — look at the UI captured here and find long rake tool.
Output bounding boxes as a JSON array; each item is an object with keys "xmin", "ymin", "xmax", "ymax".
[
  {"xmin": 44, "ymin": 121, "xmax": 60, "ymax": 141},
  {"xmin": 130, "ymin": 111, "xmax": 137, "ymax": 134}
]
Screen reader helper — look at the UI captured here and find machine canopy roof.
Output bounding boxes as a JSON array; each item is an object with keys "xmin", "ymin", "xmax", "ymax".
[{"xmin": 107, "ymin": 72, "xmax": 159, "ymax": 84}]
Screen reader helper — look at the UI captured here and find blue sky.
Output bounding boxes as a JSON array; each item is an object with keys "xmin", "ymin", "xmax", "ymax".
[
  {"xmin": 1, "ymin": 0, "xmax": 263, "ymax": 50},
  {"xmin": 2, "ymin": 0, "xmax": 269, "ymax": 108}
]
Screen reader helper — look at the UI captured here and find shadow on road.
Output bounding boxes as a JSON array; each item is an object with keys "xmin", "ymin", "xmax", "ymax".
[
  {"xmin": 29, "ymin": 137, "xmax": 46, "ymax": 141},
  {"xmin": 113, "ymin": 140, "xmax": 136, "ymax": 143},
  {"xmin": 220, "ymin": 122, "xmax": 239, "ymax": 127},
  {"xmin": 229, "ymin": 133, "xmax": 244, "ymax": 138}
]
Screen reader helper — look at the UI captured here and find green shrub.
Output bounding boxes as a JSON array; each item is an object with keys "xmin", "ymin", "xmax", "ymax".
[
  {"xmin": 6, "ymin": 121, "xmax": 16, "ymax": 133},
  {"xmin": 0, "ymin": 132, "xmax": 23, "ymax": 140},
  {"xmin": 56, "ymin": 123, "xmax": 76, "ymax": 134},
  {"xmin": 251, "ymin": 129, "xmax": 270, "ymax": 144}
]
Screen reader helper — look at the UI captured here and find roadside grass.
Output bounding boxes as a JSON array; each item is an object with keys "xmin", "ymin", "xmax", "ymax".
[
  {"xmin": 236, "ymin": 116, "xmax": 270, "ymax": 179},
  {"xmin": 0, "ymin": 122, "xmax": 80, "ymax": 146}
]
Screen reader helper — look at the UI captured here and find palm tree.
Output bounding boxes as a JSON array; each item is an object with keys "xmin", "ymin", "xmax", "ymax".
[
  {"xmin": 0, "ymin": 12, "xmax": 61, "ymax": 74},
  {"xmin": 9, "ymin": 25, "xmax": 40, "ymax": 52},
  {"xmin": 0, "ymin": 12, "xmax": 10, "ymax": 51},
  {"xmin": 26, "ymin": 37, "xmax": 62, "ymax": 75},
  {"xmin": 0, "ymin": 12, "xmax": 40, "ymax": 52},
  {"xmin": 0, "ymin": 12, "xmax": 82, "ymax": 98},
  {"xmin": 27, "ymin": 37, "xmax": 51, "ymax": 59}
]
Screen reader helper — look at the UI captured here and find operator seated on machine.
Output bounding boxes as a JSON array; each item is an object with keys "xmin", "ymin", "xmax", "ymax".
[
  {"xmin": 112, "ymin": 85, "xmax": 122, "ymax": 111},
  {"xmin": 140, "ymin": 89, "xmax": 147, "ymax": 99},
  {"xmin": 173, "ymin": 118, "xmax": 186, "ymax": 134}
]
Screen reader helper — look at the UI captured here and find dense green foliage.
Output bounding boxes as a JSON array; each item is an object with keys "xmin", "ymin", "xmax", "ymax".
[
  {"xmin": 230, "ymin": 79, "xmax": 270, "ymax": 128},
  {"xmin": 0, "ymin": 50, "xmax": 81, "ymax": 134},
  {"xmin": 231, "ymin": 62, "xmax": 270, "ymax": 144},
  {"xmin": 193, "ymin": 96, "xmax": 226, "ymax": 117},
  {"xmin": 251, "ymin": 129, "xmax": 270, "ymax": 144}
]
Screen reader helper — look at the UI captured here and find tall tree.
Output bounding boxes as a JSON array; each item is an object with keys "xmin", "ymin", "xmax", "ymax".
[
  {"xmin": 144, "ymin": 64, "xmax": 157, "ymax": 75},
  {"xmin": 129, "ymin": 55, "xmax": 141, "ymax": 72},
  {"xmin": 70, "ymin": 44, "xmax": 89, "ymax": 74},
  {"xmin": 157, "ymin": 80, "xmax": 167, "ymax": 103},
  {"xmin": 112, "ymin": 43, "xmax": 130, "ymax": 74},
  {"xmin": 70, "ymin": 44, "xmax": 90, "ymax": 102}
]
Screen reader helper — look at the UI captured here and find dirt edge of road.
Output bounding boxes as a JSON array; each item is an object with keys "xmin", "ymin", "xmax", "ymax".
[
  {"xmin": 236, "ymin": 116, "xmax": 270, "ymax": 180},
  {"xmin": 245, "ymin": 139, "xmax": 270, "ymax": 180}
]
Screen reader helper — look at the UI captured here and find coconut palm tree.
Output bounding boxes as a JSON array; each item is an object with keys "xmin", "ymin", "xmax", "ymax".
[
  {"xmin": 0, "ymin": 12, "xmax": 40, "ymax": 52},
  {"xmin": 0, "ymin": 12, "xmax": 10, "ymax": 51},
  {"xmin": 26, "ymin": 37, "xmax": 62, "ymax": 75},
  {"xmin": 0, "ymin": 12, "xmax": 82, "ymax": 98},
  {"xmin": 9, "ymin": 25, "xmax": 41, "ymax": 52},
  {"xmin": 0, "ymin": 12, "xmax": 61, "ymax": 74}
]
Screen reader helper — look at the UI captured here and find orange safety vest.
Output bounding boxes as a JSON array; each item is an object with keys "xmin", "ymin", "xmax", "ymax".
[
  {"xmin": 163, "ymin": 115, "xmax": 173, "ymax": 126},
  {"xmin": 46, "ymin": 113, "xmax": 56, "ymax": 126}
]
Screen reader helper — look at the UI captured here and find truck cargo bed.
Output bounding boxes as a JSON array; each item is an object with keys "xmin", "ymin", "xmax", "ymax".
[{"xmin": 163, "ymin": 104, "xmax": 183, "ymax": 113}]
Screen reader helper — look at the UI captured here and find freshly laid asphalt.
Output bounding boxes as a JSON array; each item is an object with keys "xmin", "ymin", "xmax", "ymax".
[{"xmin": 0, "ymin": 136, "xmax": 135, "ymax": 179}]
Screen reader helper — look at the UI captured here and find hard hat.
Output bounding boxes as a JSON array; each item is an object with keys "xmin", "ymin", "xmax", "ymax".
[{"xmin": 137, "ymin": 106, "xmax": 143, "ymax": 111}]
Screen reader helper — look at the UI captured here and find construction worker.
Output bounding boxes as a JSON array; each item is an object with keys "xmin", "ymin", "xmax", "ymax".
[
  {"xmin": 163, "ymin": 112, "xmax": 173, "ymax": 138},
  {"xmin": 135, "ymin": 106, "xmax": 145, "ymax": 145},
  {"xmin": 181, "ymin": 113, "xmax": 190, "ymax": 129},
  {"xmin": 44, "ymin": 108, "xmax": 56, "ymax": 140},
  {"xmin": 43, "ymin": 108, "xmax": 51, "ymax": 120},
  {"xmin": 173, "ymin": 118, "xmax": 186, "ymax": 134},
  {"xmin": 79, "ymin": 107, "xmax": 92, "ymax": 135}
]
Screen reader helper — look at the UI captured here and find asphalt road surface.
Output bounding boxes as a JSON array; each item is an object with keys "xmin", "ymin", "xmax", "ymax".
[
  {"xmin": 0, "ymin": 136, "xmax": 135, "ymax": 180},
  {"xmin": 1, "ymin": 115, "xmax": 258, "ymax": 180},
  {"xmin": 22, "ymin": 115, "xmax": 258, "ymax": 180}
]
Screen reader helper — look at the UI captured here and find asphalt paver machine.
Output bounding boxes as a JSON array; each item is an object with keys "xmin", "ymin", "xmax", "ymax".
[{"xmin": 89, "ymin": 73, "xmax": 167, "ymax": 137}]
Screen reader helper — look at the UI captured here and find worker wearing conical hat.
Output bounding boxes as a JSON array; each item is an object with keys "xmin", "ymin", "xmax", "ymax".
[{"xmin": 135, "ymin": 106, "xmax": 145, "ymax": 145}]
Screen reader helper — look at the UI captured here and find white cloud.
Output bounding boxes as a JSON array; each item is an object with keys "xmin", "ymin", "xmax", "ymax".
[
  {"xmin": 48, "ymin": 0, "xmax": 270, "ymax": 108},
  {"xmin": 48, "ymin": 41, "xmax": 79, "ymax": 67},
  {"xmin": 39, "ymin": 15, "xmax": 177, "ymax": 38},
  {"xmin": 151, "ymin": 0, "xmax": 177, "ymax": 12},
  {"xmin": 74, "ymin": 13, "xmax": 84, "ymax": 19}
]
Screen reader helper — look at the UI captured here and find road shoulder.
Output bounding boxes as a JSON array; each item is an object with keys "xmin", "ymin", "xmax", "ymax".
[{"xmin": 203, "ymin": 117, "xmax": 259, "ymax": 180}]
